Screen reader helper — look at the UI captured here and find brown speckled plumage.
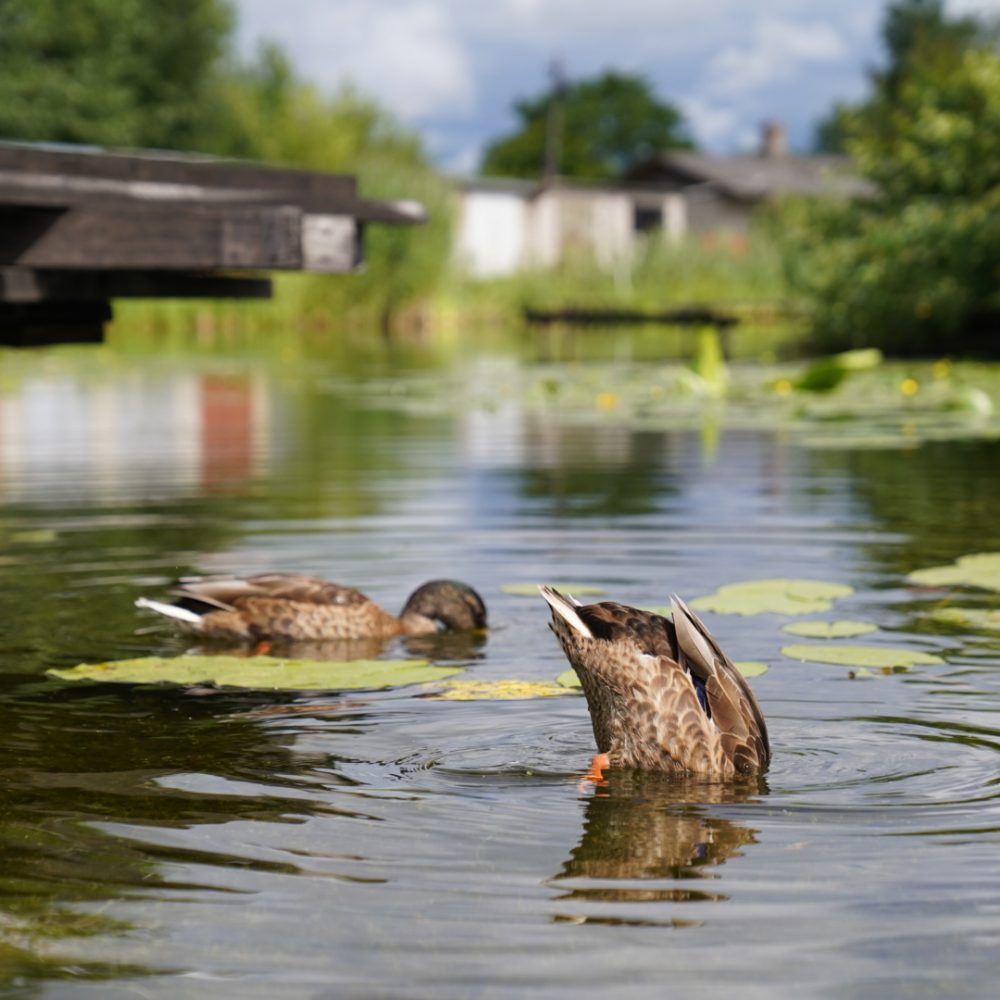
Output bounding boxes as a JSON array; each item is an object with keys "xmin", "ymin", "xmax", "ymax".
[
  {"xmin": 540, "ymin": 586, "xmax": 769, "ymax": 776},
  {"xmin": 137, "ymin": 573, "xmax": 487, "ymax": 642}
]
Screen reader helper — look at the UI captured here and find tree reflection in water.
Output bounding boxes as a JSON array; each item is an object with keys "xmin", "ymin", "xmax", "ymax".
[{"xmin": 550, "ymin": 771, "xmax": 765, "ymax": 927}]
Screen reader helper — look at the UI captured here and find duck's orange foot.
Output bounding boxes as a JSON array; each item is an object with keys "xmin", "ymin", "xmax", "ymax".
[
  {"xmin": 253, "ymin": 639, "xmax": 273, "ymax": 656},
  {"xmin": 577, "ymin": 752, "xmax": 610, "ymax": 791}
]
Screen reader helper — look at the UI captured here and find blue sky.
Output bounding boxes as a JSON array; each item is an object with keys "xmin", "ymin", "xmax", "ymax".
[{"xmin": 231, "ymin": 1, "xmax": 1000, "ymax": 170}]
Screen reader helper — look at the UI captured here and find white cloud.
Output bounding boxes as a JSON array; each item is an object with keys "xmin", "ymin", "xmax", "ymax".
[
  {"xmin": 235, "ymin": 0, "xmax": 475, "ymax": 121},
  {"xmin": 230, "ymin": 1, "xmax": 889, "ymax": 160},
  {"xmin": 704, "ymin": 20, "xmax": 849, "ymax": 99}
]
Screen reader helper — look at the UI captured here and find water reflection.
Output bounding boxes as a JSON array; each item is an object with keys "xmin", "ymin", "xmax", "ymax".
[
  {"xmin": 2, "ymin": 343, "xmax": 1000, "ymax": 997},
  {"xmin": 175, "ymin": 624, "xmax": 489, "ymax": 664},
  {"xmin": 0, "ymin": 365, "xmax": 271, "ymax": 504},
  {"xmin": 0, "ymin": 676, "xmax": 363, "ymax": 961},
  {"xmin": 550, "ymin": 772, "xmax": 764, "ymax": 926}
]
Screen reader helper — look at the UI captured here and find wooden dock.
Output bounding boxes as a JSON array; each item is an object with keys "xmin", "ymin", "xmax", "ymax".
[{"xmin": 0, "ymin": 141, "xmax": 425, "ymax": 346}]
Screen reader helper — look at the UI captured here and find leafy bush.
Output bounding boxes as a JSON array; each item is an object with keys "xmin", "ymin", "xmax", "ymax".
[{"xmin": 779, "ymin": 20, "xmax": 1000, "ymax": 355}]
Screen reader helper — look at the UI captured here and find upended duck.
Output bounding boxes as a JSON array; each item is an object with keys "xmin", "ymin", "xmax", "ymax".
[
  {"xmin": 540, "ymin": 586, "xmax": 769, "ymax": 777},
  {"xmin": 136, "ymin": 574, "xmax": 487, "ymax": 642}
]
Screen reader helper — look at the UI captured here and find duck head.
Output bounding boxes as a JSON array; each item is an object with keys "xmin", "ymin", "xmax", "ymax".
[{"xmin": 399, "ymin": 580, "xmax": 488, "ymax": 634}]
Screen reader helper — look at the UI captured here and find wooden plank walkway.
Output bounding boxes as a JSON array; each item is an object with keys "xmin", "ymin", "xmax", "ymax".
[{"xmin": 0, "ymin": 141, "xmax": 424, "ymax": 346}]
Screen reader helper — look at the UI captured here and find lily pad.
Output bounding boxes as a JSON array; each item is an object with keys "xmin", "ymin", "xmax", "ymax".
[
  {"xmin": 427, "ymin": 679, "xmax": 574, "ymax": 700},
  {"xmin": 907, "ymin": 553, "xmax": 1000, "ymax": 593},
  {"xmin": 780, "ymin": 644, "xmax": 944, "ymax": 668},
  {"xmin": 502, "ymin": 582, "xmax": 606, "ymax": 596},
  {"xmin": 555, "ymin": 661, "xmax": 767, "ymax": 688},
  {"xmin": 734, "ymin": 661, "xmax": 770, "ymax": 679},
  {"xmin": 929, "ymin": 607, "xmax": 1000, "ymax": 633},
  {"xmin": 691, "ymin": 579, "xmax": 853, "ymax": 616},
  {"xmin": 781, "ymin": 619, "xmax": 878, "ymax": 639},
  {"xmin": 47, "ymin": 655, "xmax": 461, "ymax": 691}
]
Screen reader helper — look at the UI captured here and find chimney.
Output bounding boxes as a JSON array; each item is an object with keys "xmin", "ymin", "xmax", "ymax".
[{"xmin": 760, "ymin": 121, "xmax": 787, "ymax": 159}]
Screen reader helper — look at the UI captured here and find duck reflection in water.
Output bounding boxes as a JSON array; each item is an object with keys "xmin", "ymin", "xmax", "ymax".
[
  {"xmin": 178, "ymin": 628, "xmax": 488, "ymax": 667},
  {"xmin": 551, "ymin": 771, "xmax": 765, "ymax": 927}
]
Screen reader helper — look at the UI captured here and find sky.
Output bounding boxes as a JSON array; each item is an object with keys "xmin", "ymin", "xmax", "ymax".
[{"xmin": 231, "ymin": 0, "xmax": 1000, "ymax": 172}]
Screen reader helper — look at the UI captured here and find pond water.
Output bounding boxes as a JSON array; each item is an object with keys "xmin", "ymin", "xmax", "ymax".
[{"xmin": 1, "ymin": 333, "xmax": 999, "ymax": 999}]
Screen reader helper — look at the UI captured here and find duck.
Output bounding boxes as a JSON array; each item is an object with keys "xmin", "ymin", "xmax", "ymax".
[
  {"xmin": 136, "ymin": 574, "xmax": 487, "ymax": 642},
  {"xmin": 539, "ymin": 586, "xmax": 769, "ymax": 777}
]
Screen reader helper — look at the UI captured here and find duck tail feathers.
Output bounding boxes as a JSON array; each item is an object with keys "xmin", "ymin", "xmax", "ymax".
[
  {"xmin": 134, "ymin": 597, "xmax": 203, "ymax": 625},
  {"xmin": 538, "ymin": 585, "xmax": 593, "ymax": 638}
]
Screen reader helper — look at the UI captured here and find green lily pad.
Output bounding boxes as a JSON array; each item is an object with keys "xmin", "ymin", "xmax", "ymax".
[
  {"xmin": 503, "ymin": 582, "xmax": 606, "ymax": 596},
  {"xmin": 691, "ymin": 579, "xmax": 853, "ymax": 616},
  {"xmin": 428, "ymin": 679, "xmax": 574, "ymax": 700},
  {"xmin": 47, "ymin": 655, "xmax": 461, "ymax": 691},
  {"xmin": 9, "ymin": 528, "xmax": 58, "ymax": 544},
  {"xmin": 781, "ymin": 644, "xmax": 944, "ymax": 668},
  {"xmin": 907, "ymin": 553, "xmax": 1000, "ymax": 593},
  {"xmin": 734, "ymin": 661, "xmax": 770, "ymax": 679},
  {"xmin": 781, "ymin": 619, "xmax": 878, "ymax": 639},
  {"xmin": 555, "ymin": 661, "xmax": 767, "ymax": 688},
  {"xmin": 929, "ymin": 607, "xmax": 1000, "ymax": 633}
]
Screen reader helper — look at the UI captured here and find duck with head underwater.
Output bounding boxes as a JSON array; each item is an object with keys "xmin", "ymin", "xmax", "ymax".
[
  {"xmin": 136, "ymin": 574, "xmax": 487, "ymax": 642},
  {"xmin": 540, "ymin": 586, "xmax": 769, "ymax": 778}
]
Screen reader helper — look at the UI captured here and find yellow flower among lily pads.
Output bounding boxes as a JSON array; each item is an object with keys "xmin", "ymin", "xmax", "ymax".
[{"xmin": 428, "ymin": 679, "xmax": 575, "ymax": 700}]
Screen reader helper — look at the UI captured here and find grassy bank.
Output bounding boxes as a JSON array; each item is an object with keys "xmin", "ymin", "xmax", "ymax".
[{"xmin": 111, "ymin": 230, "xmax": 802, "ymax": 361}]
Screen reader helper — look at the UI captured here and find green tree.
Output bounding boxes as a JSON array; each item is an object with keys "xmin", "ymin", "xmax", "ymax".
[
  {"xmin": 0, "ymin": 0, "xmax": 233, "ymax": 149},
  {"xmin": 783, "ymin": 34, "xmax": 1000, "ymax": 354},
  {"xmin": 813, "ymin": 0, "xmax": 990, "ymax": 151},
  {"xmin": 208, "ymin": 44, "xmax": 453, "ymax": 327},
  {"xmin": 481, "ymin": 70, "xmax": 692, "ymax": 180}
]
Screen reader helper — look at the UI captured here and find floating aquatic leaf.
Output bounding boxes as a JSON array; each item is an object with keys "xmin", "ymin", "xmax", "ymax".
[
  {"xmin": 781, "ymin": 644, "xmax": 943, "ymax": 668},
  {"xmin": 503, "ymin": 582, "xmax": 605, "ymax": 596},
  {"xmin": 9, "ymin": 529, "xmax": 58, "ymax": 544},
  {"xmin": 734, "ymin": 661, "xmax": 770, "ymax": 679},
  {"xmin": 555, "ymin": 661, "xmax": 767, "ymax": 687},
  {"xmin": 48, "ymin": 655, "xmax": 461, "ymax": 691},
  {"xmin": 691, "ymin": 579, "xmax": 853, "ymax": 616},
  {"xmin": 637, "ymin": 605, "xmax": 673, "ymax": 617},
  {"xmin": 928, "ymin": 607, "xmax": 1000, "ymax": 633},
  {"xmin": 907, "ymin": 553, "xmax": 1000, "ymax": 593},
  {"xmin": 428, "ymin": 679, "xmax": 574, "ymax": 700},
  {"xmin": 836, "ymin": 348, "xmax": 883, "ymax": 372},
  {"xmin": 781, "ymin": 620, "xmax": 878, "ymax": 639}
]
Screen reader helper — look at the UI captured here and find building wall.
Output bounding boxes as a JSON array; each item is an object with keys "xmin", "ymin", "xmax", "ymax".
[
  {"xmin": 453, "ymin": 183, "xmax": 699, "ymax": 278},
  {"xmin": 683, "ymin": 188, "xmax": 750, "ymax": 236},
  {"xmin": 452, "ymin": 189, "xmax": 529, "ymax": 278}
]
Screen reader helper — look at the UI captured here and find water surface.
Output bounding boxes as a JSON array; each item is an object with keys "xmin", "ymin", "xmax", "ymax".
[{"xmin": 1, "ymin": 338, "xmax": 998, "ymax": 998}]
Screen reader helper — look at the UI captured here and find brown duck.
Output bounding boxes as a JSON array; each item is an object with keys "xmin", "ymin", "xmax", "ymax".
[
  {"xmin": 540, "ymin": 586, "xmax": 769, "ymax": 777},
  {"xmin": 136, "ymin": 574, "xmax": 487, "ymax": 642}
]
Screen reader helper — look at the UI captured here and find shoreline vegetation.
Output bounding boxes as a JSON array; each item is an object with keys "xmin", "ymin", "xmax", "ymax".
[
  {"xmin": 2, "ymin": 0, "xmax": 998, "ymax": 358},
  {"xmin": 111, "ymin": 225, "xmax": 802, "ymax": 360}
]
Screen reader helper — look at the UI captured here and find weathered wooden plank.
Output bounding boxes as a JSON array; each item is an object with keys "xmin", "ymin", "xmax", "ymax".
[
  {"xmin": 0, "ymin": 204, "xmax": 304, "ymax": 270},
  {"xmin": 0, "ymin": 169, "xmax": 426, "ymax": 225},
  {"xmin": 0, "ymin": 141, "xmax": 357, "ymax": 200},
  {"xmin": 0, "ymin": 268, "xmax": 272, "ymax": 303},
  {"xmin": 302, "ymin": 215, "xmax": 361, "ymax": 272}
]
